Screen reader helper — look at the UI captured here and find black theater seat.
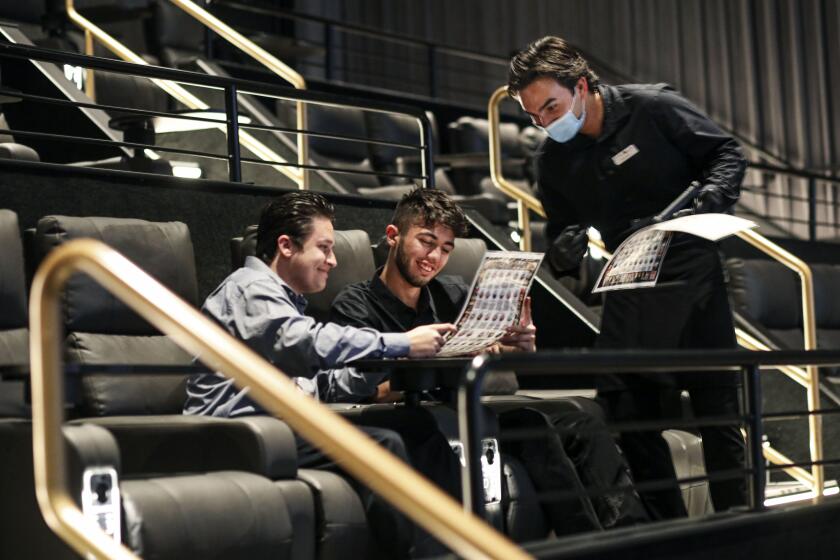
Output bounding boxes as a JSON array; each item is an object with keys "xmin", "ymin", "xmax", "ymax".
[
  {"xmin": 29, "ymin": 214, "xmax": 369, "ymax": 559},
  {"xmin": 0, "ymin": 211, "xmax": 314, "ymax": 559},
  {"xmin": 726, "ymin": 257, "xmax": 840, "ymax": 380}
]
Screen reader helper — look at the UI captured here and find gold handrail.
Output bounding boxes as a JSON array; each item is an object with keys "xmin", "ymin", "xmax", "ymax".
[
  {"xmin": 488, "ymin": 86, "xmax": 544, "ymax": 252},
  {"xmin": 29, "ymin": 239, "xmax": 531, "ymax": 560},
  {"xmin": 734, "ymin": 228, "xmax": 823, "ymax": 500},
  {"xmin": 166, "ymin": 0, "xmax": 308, "ymax": 189},
  {"xmin": 487, "ymin": 84, "xmax": 824, "ymax": 500},
  {"xmin": 66, "ymin": 0, "xmax": 304, "ymax": 186}
]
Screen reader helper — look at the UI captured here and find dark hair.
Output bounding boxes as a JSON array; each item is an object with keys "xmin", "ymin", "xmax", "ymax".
[
  {"xmin": 507, "ymin": 36, "xmax": 600, "ymax": 98},
  {"xmin": 391, "ymin": 187, "xmax": 469, "ymax": 237},
  {"xmin": 256, "ymin": 191, "xmax": 335, "ymax": 263}
]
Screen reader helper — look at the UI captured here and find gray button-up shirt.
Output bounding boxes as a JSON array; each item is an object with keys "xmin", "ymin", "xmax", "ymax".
[{"xmin": 184, "ymin": 257, "xmax": 410, "ymax": 417}]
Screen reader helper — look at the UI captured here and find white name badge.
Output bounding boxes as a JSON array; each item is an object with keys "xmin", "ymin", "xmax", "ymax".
[{"xmin": 611, "ymin": 144, "xmax": 639, "ymax": 166}]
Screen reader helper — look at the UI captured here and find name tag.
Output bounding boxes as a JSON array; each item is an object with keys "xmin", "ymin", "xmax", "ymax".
[{"xmin": 611, "ymin": 144, "xmax": 639, "ymax": 166}]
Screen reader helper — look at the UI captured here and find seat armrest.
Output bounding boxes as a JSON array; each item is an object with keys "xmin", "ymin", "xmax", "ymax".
[{"xmin": 73, "ymin": 415, "xmax": 298, "ymax": 479}]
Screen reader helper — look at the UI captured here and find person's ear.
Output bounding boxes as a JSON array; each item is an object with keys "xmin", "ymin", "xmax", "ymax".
[
  {"xmin": 578, "ymin": 77, "xmax": 588, "ymax": 96},
  {"xmin": 276, "ymin": 235, "xmax": 296, "ymax": 258},
  {"xmin": 385, "ymin": 224, "xmax": 399, "ymax": 248}
]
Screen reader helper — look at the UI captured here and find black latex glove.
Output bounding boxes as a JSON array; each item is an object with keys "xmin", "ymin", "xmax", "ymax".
[
  {"xmin": 693, "ymin": 185, "xmax": 726, "ymax": 213},
  {"xmin": 548, "ymin": 225, "xmax": 589, "ymax": 273},
  {"xmin": 670, "ymin": 185, "xmax": 727, "ymax": 219}
]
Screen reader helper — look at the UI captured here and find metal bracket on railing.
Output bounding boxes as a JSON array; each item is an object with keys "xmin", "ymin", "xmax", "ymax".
[{"xmin": 29, "ymin": 239, "xmax": 530, "ymax": 560}]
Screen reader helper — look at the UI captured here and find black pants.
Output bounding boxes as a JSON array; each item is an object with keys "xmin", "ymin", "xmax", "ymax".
[
  {"xmin": 498, "ymin": 406, "xmax": 649, "ymax": 535},
  {"xmin": 595, "ymin": 236, "xmax": 747, "ymax": 519},
  {"xmin": 296, "ymin": 407, "xmax": 460, "ymax": 559}
]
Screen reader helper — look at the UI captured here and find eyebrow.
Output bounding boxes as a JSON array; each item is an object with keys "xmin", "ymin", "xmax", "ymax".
[{"xmin": 538, "ymin": 97, "xmax": 556, "ymax": 113}]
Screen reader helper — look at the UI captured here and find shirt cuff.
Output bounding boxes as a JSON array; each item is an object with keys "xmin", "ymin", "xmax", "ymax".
[{"xmin": 382, "ymin": 332, "xmax": 411, "ymax": 357}]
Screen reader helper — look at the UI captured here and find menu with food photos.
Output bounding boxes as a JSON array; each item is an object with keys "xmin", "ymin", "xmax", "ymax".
[
  {"xmin": 437, "ymin": 251, "xmax": 544, "ymax": 357},
  {"xmin": 592, "ymin": 213, "xmax": 756, "ymax": 293}
]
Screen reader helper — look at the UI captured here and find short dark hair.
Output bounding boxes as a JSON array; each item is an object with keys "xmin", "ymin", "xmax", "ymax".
[
  {"xmin": 256, "ymin": 191, "xmax": 335, "ymax": 263},
  {"xmin": 507, "ymin": 36, "xmax": 600, "ymax": 98},
  {"xmin": 391, "ymin": 187, "xmax": 469, "ymax": 237}
]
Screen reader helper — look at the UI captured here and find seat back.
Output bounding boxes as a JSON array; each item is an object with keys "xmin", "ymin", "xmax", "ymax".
[
  {"xmin": 34, "ymin": 216, "xmax": 198, "ymax": 415},
  {"xmin": 308, "ymin": 106, "xmax": 381, "ymax": 189},
  {"xmin": 725, "ymin": 258, "xmax": 804, "ymax": 348},
  {"xmin": 0, "ymin": 210, "xmax": 30, "ymax": 416},
  {"xmin": 232, "ymin": 227, "xmax": 376, "ymax": 323}
]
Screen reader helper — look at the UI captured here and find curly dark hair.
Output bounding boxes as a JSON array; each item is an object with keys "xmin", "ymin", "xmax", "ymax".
[
  {"xmin": 256, "ymin": 191, "xmax": 335, "ymax": 263},
  {"xmin": 507, "ymin": 36, "xmax": 600, "ymax": 98},
  {"xmin": 391, "ymin": 187, "xmax": 469, "ymax": 237}
]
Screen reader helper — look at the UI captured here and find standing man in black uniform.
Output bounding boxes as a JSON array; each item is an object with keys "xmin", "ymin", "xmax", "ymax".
[{"xmin": 507, "ymin": 36, "xmax": 748, "ymax": 519}]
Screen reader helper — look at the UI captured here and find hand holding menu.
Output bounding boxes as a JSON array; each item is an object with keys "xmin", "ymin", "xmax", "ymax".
[{"xmin": 437, "ymin": 251, "xmax": 543, "ymax": 357}]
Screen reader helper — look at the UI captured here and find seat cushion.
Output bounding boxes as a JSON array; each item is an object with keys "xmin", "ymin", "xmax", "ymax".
[
  {"xmin": 122, "ymin": 471, "xmax": 295, "ymax": 560},
  {"xmin": 0, "ymin": 142, "xmax": 40, "ymax": 162},
  {"xmin": 725, "ymin": 258, "xmax": 802, "ymax": 329},
  {"xmin": 65, "ymin": 331, "xmax": 193, "ymax": 416}
]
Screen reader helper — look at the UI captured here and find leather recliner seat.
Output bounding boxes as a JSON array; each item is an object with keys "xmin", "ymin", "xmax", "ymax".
[{"xmin": 30, "ymin": 214, "xmax": 371, "ymax": 559}]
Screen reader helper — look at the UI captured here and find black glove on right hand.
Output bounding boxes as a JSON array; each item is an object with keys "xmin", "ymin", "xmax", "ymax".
[{"xmin": 548, "ymin": 225, "xmax": 589, "ymax": 273}]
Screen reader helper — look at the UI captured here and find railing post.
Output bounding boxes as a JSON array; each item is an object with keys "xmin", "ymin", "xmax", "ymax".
[
  {"xmin": 458, "ymin": 356, "xmax": 489, "ymax": 517},
  {"xmin": 224, "ymin": 84, "xmax": 242, "ymax": 183},
  {"xmin": 808, "ymin": 177, "xmax": 817, "ymax": 241},
  {"xmin": 203, "ymin": 0, "xmax": 214, "ymax": 59},
  {"xmin": 743, "ymin": 363, "xmax": 765, "ymax": 511}
]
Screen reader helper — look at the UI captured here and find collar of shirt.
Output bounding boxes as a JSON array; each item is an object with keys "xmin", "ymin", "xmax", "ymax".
[
  {"xmin": 243, "ymin": 256, "xmax": 309, "ymax": 313},
  {"xmin": 563, "ymin": 84, "xmax": 631, "ymax": 150},
  {"xmin": 370, "ymin": 267, "xmax": 438, "ymax": 329}
]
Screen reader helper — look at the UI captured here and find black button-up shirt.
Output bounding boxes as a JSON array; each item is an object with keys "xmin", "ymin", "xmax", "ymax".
[
  {"xmin": 330, "ymin": 267, "xmax": 468, "ymax": 333},
  {"xmin": 536, "ymin": 83, "xmax": 746, "ymax": 252}
]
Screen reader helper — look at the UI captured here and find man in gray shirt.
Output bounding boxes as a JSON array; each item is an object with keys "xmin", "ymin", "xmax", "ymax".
[{"xmin": 184, "ymin": 191, "xmax": 456, "ymax": 558}]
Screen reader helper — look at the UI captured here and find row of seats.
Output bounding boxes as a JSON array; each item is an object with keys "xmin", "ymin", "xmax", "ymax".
[
  {"xmin": 0, "ymin": 208, "xmax": 563, "ymax": 556},
  {"xmin": 0, "ymin": 209, "xmax": 374, "ymax": 559}
]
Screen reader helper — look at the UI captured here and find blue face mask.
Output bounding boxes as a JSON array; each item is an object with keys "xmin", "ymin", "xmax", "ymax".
[{"xmin": 542, "ymin": 88, "xmax": 586, "ymax": 143}]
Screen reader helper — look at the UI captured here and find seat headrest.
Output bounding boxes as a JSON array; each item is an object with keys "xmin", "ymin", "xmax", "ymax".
[
  {"xmin": 308, "ymin": 105, "xmax": 370, "ymax": 161},
  {"xmin": 233, "ymin": 228, "xmax": 376, "ymax": 323},
  {"xmin": 307, "ymin": 230, "xmax": 376, "ymax": 322},
  {"xmin": 372, "ymin": 236, "xmax": 487, "ymax": 286},
  {"xmin": 153, "ymin": 1, "xmax": 204, "ymax": 52},
  {"xmin": 725, "ymin": 258, "xmax": 801, "ymax": 329},
  {"xmin": 449, "ymin": 116, "xmax": 521, "ymax": 157},
  {"xmin": 35, "ymin": 216, "xmax": 198, "ymax": 335},
  {"xmin": 813, "ymin": 264, "xmax": 840, "ymax": 328},
  {"xmin": 0, "ymin": 210, "xmax": 26, "ymax": 330},
  {"xmin": 366, "ymin": 111, "xmax": 437, "ymax": 172},
  {"xmin": 440, "ymin": 237, "xmax": 487, "ymax": 286}
]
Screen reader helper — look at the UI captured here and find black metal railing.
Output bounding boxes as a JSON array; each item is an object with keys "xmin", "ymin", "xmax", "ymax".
[
  {"xmin": 209, "ymin": 0, "xmax": 510, "ymax": 104},
  {"xmin": 457, "ymin": 348, "xmax": 840, "ymax": 518},
  {"xmin": 0, "ymin": 40, "xmax": 436, "ymax": 188}
]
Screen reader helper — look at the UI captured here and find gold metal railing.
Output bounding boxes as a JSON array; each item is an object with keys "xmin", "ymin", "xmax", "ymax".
[
  {"xmin": 487, "ymin": 85, "xmax": 825, "ymax": 500},
  {"xmin": 166, "ymin": 0, "xmax": 309, "ymax": 188},
  {"xmin": 65, "ymin": 0, "xmax": 305, "ymax": 186},
  {"xmin": 488, "ymin": 86, "xmax": 544, "ymax": 252},
  {"xmin": 29, "ymin": 239, "xmax": 530, "ymax": 560}
]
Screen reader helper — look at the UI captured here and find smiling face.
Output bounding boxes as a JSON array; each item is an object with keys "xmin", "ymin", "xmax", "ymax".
[
  {"xmin": 282, "ymin": 217, "xmax": 337, "ymax": 294},
  {"xmin": 516, "ymin": 75, "xmax": 584, "ymax": 128},
  {"xmin": 390, "ymin": 222, "xmax": 456, "ymax": 288}
]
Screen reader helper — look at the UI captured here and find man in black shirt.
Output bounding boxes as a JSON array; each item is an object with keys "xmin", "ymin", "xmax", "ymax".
[
  {"xmin": 507, "ymin": 36, "xmax": 747, "ymax": 519},
  {"xmin": 331, "ymin": 187, "xmax": 649, "ymax": 534}
]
